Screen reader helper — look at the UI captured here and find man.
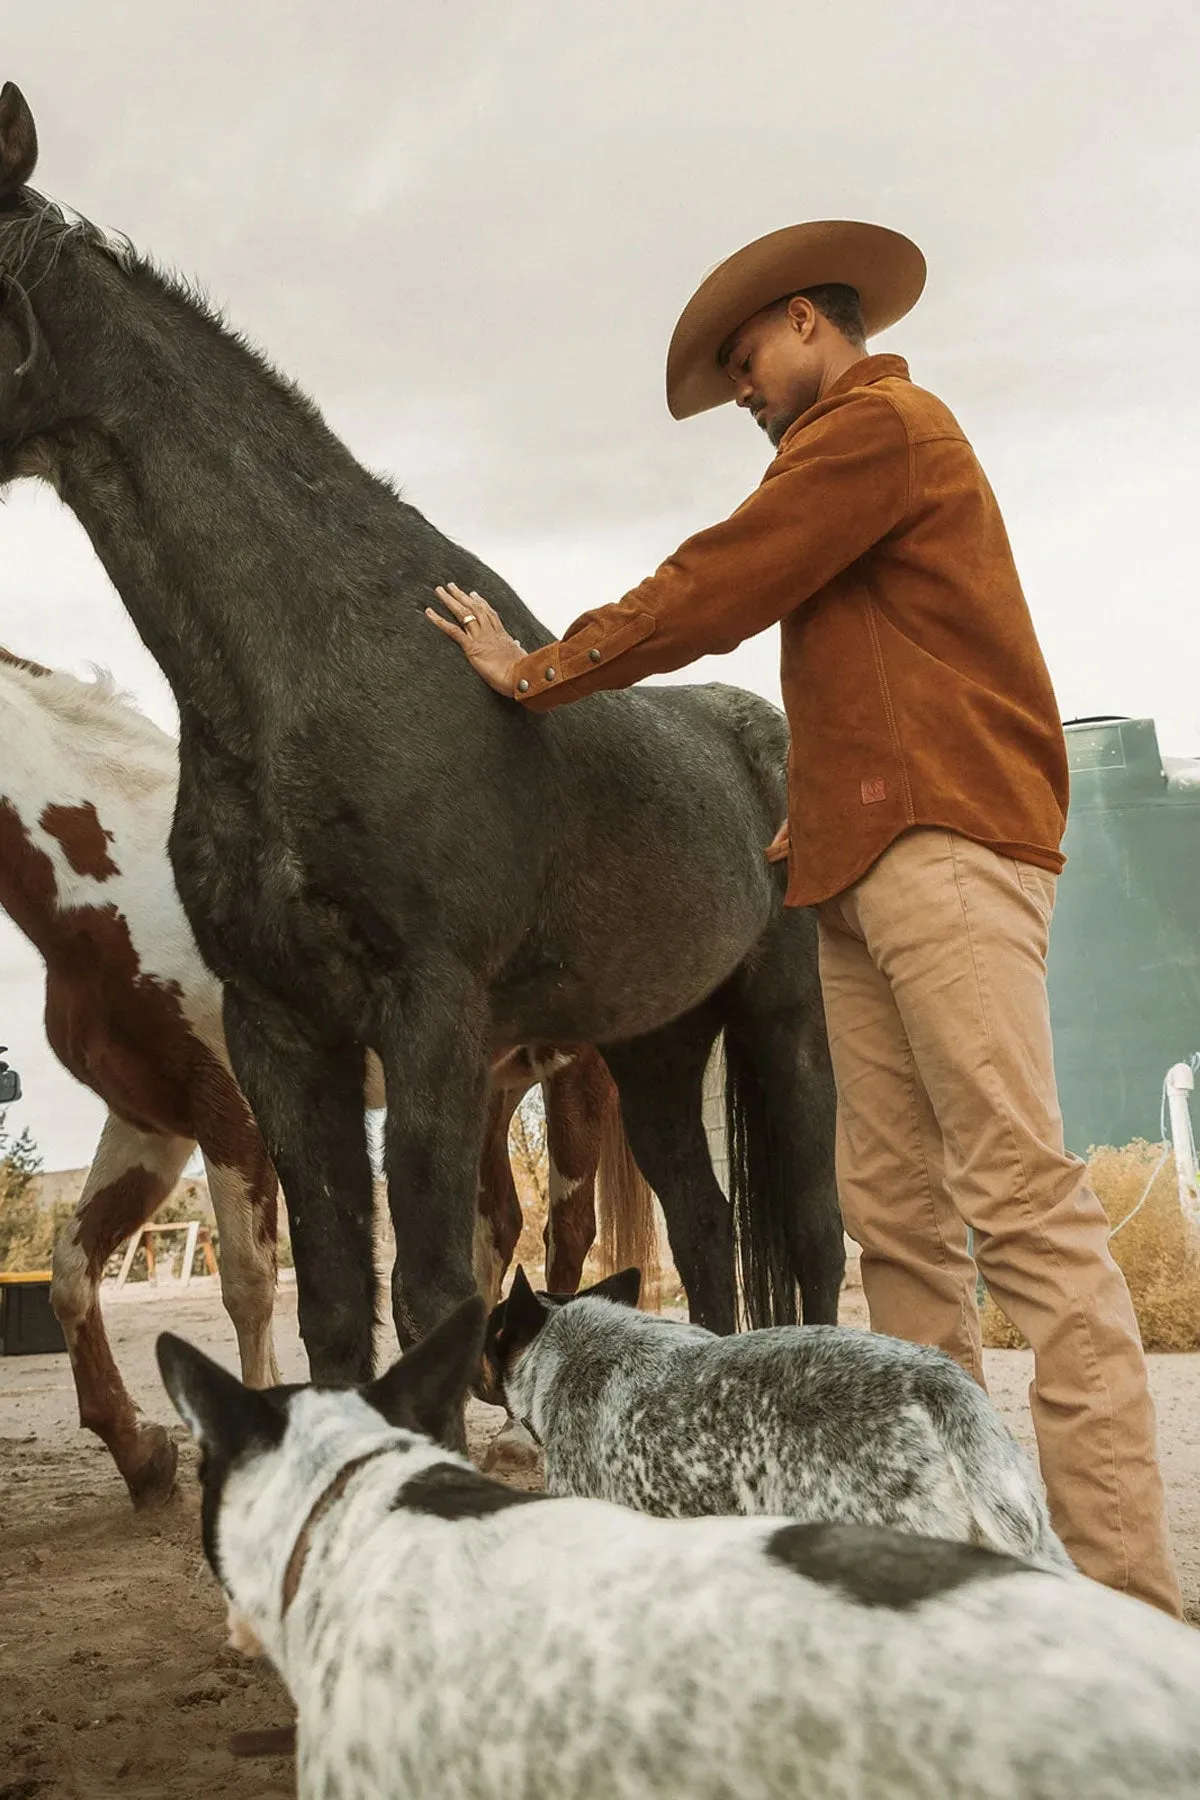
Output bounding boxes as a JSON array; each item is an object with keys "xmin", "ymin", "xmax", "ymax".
[{"xmin": 426, "ymin": 219, "xmax": 1180, "ymax": 1616}]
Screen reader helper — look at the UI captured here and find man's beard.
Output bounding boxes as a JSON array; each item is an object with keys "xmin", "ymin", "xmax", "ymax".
[
  {"xmin": 765, "ymin": 410, "xmax": 797, "ymax": 448},
  {"xmin": 751, "ymin": 397, "xmax": 801, "ymax": 448}
]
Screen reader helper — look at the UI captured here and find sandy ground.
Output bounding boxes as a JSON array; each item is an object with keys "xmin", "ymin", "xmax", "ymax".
[{"xmin": 2, "ymin": 1266, "xmax": 1198, "ymax": 1800}]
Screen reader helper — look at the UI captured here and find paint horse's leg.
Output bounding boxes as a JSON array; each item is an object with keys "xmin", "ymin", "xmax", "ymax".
[
  {"xmin": 222, "ymin": 988, "xmax": 377, "ymax": 1386},
  {"xmin": 475, "ymin": 1083, "xmax": 525, "ymax": 1310},
  {"xmin": 602, "ymin": 1003, "xmax": 737, "ymax": 1334},
  {"xmin": 188, "ymin": 1052, "xmax": 283, "ymax": 1387},
  {"xmin": 542, "ymin": 1052, "xmax": 603, "ymax": 1292},
  {"xmin": 51, "ymin": 1113, "xmax": 194, "ymax": 1506},
  {"xmin": 201, "ymin": 1157, "xmax": 281, "ymax": 1387}
]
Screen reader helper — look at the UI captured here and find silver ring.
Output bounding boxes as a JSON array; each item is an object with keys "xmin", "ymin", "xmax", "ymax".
[{"xmin": 462, "ymin": 613, "xmax": 478, "ymax": 626}]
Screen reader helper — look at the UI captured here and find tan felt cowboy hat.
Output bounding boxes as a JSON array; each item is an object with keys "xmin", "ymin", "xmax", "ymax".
[{"xmin": 665, "ymin": 220, "xmax": 927, "ymax": 420}]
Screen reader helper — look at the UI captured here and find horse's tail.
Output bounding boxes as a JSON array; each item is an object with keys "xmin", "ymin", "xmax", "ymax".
[
  {"xmin": 594, "ymin": 1079, "xmax": 661, "ymax": 1310},
  {"xmin": 723, "ymin": 1031, "xmax": 799, "ymax": 1330}
]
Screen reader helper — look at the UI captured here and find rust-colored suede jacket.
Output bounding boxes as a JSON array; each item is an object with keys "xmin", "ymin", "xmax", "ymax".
[{"xmin": 511, "ymin": 354, "xmax": 1069, "ymax": 906}]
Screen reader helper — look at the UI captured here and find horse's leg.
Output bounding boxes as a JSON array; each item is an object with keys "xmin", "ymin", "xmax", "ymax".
[
  {"xmin": 602, "ymin": 1004, "xmax": 735, "ymax": 1333},
  {"xmin": 201, "ymin": 1156, "xmax": 281, "ymax": 1387},
  {"xmin": 378, "ymin": 966, "xmax": 491, "ymax": 1367},
  {"xmin": 543, "ymin": 1054, "xmax": 602, "ymax": 1293},
  {"xmin": 475, "ymin": 1085, "xmax": 524, "ymax": 1308},
  {"xmin": 722, "ymin": 921, "xmax": 845, "ymax": 1326},
  {"xmin": 51, "ymin": 1112, "xmax": 193, "ymax": 1506},
  {"xmin": 223, "ymin": 989, "xmax": 376, "ymax": 1385}
]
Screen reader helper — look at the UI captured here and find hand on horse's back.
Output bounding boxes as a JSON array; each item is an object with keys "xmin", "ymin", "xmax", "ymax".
[{"xmin": 427, "ymin": 582, "xmax": 524, "ymax": 698}]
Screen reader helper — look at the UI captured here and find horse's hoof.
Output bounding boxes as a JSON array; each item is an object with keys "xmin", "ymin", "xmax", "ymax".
[
  {"xmin": 482, "ymin": 1418, "xmax": 540, "ymax": 1477},
  {"xmin": 125, "ymin": 1425, "xmax": 179, "ymax": 1509}
]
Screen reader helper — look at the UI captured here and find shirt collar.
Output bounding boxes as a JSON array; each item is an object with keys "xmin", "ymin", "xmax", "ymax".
[{"xmin": 777, "ymin": 354, "xmax": 911, "ymax": 452}]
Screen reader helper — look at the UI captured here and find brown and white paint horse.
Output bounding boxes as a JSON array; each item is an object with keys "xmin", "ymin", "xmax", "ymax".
[
  {"xmin": 481, "ymin": 1045, "xmax": 660, "ymax": 1313},
  {"xmin": 0, "ymin": 649, "xmax": 656, "ymax": 1505}
]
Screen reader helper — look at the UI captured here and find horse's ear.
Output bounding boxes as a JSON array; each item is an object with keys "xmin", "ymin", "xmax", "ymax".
[
  {"xmin": 0, "ymin": 84, "xmax": 38, "ymax": 194},
  {"xmin": 363, "ymin": 1295, "xmax": 487, "ymax": 1445},
  {"xmin": 577, "ymin": 1267, "xmax": 642, "ymax": 1311}
]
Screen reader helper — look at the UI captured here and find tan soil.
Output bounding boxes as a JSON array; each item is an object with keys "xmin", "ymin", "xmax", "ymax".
[{"xmin": 1, "ymin": 1261, "xmax": 1197, "ymax": 1799}]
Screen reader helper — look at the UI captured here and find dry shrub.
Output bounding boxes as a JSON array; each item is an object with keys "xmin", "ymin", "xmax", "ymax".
[
  {"xmin": 0, "ymin": 1113, "xmax": 54, "ymax": 1272},
  {"xmin": 508, "ymin": 1095, "xmax": 551, "ymax": 1278},
  {"xmin": 981, "ymin": 1139, "xmax": 1200, "ymax": 1352}
]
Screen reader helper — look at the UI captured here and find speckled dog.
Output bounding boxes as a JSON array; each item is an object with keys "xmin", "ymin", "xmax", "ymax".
[
  {"xmin": 158, "ymin": 1299, "xmax": 1200, "ymax": 1800},
  {"xmin": 486, "ymin": 1267, "xmax": 1071, "ymax": 1568}
]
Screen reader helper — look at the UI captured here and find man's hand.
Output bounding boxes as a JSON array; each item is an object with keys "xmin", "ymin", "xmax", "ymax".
[
  {"xmin": 426, "ymin": 582, "xmax": 526, "ymax": 697},
  {"xmin": 765, "ymin": 820, "xmax": 790, "ymax": 863}
]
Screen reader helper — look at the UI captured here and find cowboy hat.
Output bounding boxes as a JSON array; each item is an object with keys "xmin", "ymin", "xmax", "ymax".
[{"xmin": 665, "ymin": 220, "xmax": 926, "ymax": 420}]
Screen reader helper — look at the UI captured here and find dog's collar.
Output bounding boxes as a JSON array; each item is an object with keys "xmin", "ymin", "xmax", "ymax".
[{"xmin": 280, "ymin": 1444, "xmax": 398, "ymax": 1618}]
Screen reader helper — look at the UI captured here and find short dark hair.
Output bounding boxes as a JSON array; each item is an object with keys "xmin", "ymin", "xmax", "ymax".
[{"xmin": 777, "ymin": 283, "xmax": 866, "ymax": 346}]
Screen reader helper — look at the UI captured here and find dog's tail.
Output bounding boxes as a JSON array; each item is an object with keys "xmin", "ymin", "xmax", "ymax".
[{"xmin": 923, "ymin": 1365, "xmax": 1074, "ymax": 1573}]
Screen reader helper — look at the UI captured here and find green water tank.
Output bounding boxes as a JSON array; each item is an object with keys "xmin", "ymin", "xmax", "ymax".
[{"xmin": 1046, "ymin": 717, "xmax": 1200, "ymax": 1155}]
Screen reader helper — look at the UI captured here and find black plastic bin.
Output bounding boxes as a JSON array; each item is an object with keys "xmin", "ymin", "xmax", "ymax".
[{"xmin": 0, "ymin": 1272, "xmax": 67, "ymax": 1355}]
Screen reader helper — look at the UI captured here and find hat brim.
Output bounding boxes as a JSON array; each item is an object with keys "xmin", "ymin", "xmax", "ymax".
[{"xmin": 665, "ymin": 220, "xmax": 927, "ymax": 420}]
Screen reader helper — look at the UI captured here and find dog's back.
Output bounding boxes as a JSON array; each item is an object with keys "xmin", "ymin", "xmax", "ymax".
[
  {"xmin": 287, "ymin": 1450, "xmax": 1189, "ymax": 1799},
  {"xmin": 514, "ymin": 1299, "xmax": 1068, "ymax": 1565}
]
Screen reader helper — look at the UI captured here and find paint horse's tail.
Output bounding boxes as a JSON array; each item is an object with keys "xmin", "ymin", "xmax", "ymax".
[{"xmin": 594, "ymin": 1071, "xmax": 661, "ymax": 1310}]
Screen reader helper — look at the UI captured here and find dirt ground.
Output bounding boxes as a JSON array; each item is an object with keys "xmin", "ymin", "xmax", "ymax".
[{"xmin": 2, "ymin": 1264, "xmax": 1199, "ymax": 1800}]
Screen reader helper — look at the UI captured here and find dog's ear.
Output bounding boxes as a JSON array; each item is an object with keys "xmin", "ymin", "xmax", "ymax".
[
  {"xmin": 576, "ymin": 1267, "xmax": 642, "ymax": 1310},
  {"xmin": 504, "ymin": 1265, "xmax": 551, "ymax": 1338},
  {"xmin": 482, "ymin": 1266, "xmax": 552, "ymax": 1394},
  {"xmin": 363, "ymin": 1295, "xmax": 487, "ymax": 1444},
  {"xmin": 157, "ymin": 1333, "xmax": 282, "ymax": 1463}
]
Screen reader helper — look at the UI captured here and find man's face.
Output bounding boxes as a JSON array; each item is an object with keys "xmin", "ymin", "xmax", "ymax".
[{"xmin": 721, "ymin": 300, "xmax": 826, "ymax": 447}]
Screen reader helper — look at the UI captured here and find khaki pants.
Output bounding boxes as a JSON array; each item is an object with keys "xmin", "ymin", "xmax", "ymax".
[{"xmin": 817, "ymin": 828, "xmax": 1181, "ymax": 1617}]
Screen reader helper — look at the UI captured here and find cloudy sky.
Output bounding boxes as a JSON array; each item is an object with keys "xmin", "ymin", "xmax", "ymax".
[{"xmin": 2, "ymin": 0, "xmax": 1198, "ymax": 1170}]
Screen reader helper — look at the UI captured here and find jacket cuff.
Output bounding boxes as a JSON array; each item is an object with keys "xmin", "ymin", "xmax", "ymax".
[{"xmin": 512, "ymin": 609, "xmax": 657, "ymax": 705}]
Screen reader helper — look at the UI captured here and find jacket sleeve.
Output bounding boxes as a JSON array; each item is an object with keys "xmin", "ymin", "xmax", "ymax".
[{"xmin": 511, "ymin": 389, "xmax": 912, "ymax": 711}]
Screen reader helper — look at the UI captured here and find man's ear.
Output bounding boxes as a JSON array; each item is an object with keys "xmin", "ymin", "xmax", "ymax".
[
  {"xmin": 156, "ymin": 1333, "xmax": 282, "ymax": 1462},
  {"xmin": 576, "ymin": 1267, "xmax": 642, "ymax": 1310},
  {"xmin": 362, "ymin": 1295, "xmax": 487, "ymax": 1445},
  {"xmin": 0, "ymin": 84, "xmax": 38, "ymax": 194}
]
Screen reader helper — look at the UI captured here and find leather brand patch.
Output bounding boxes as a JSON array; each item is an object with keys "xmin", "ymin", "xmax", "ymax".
[{"xmin": 861, "ymin": 778, "xmax": 887, "ymax": 805}]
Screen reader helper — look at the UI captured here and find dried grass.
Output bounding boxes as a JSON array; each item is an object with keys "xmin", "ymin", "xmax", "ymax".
[{"xmin": 981, "ymin": 1140, "xmax": 1200, "ymax": 1353}]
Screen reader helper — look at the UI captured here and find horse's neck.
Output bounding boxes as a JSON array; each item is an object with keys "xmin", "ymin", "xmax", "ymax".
[
  {"xmin": 36, "ymin": 269, "xmax": 405, "ymax": 735},
  {"xmin": 49, "ymin": 423, "xmax": 298, "ymax": 742}
]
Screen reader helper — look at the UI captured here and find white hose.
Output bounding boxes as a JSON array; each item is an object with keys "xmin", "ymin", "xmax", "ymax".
[{"xmin": 1108, "ymin": 1053, "xmax": 1200, "ymax": 1240}]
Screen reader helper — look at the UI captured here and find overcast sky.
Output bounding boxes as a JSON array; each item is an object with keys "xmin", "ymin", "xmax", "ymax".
[{"xmin": 2, "ymin": 0, "xmax": 1199, "ymax": 1170}]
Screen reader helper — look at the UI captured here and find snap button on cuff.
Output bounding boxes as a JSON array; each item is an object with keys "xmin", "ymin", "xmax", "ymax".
[
  {"xmin": 589, "ymin": 648, "xmax": 602, "ymax": 663},
  {"xmin": 544, "ymin": 667, "xmax": 557, "ymax": 680},
  {"xmin": 517, "ymin": 679, "xmax": 530, "ymax": 694}
]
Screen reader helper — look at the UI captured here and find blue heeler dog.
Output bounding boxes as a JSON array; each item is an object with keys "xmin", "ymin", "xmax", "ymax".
[
  {"xmin": 485, "ymin": 1266, "xmax": 1072, "ymax": 1567},
  {"xmin": 158, "ymin": 1299, "xmax": 1200, "ymax": 1800}
]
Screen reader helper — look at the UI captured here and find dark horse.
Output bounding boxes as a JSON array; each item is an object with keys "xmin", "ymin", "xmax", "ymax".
[{"xmin": 0, "ymin": 85, "xmax": 842, "ymax": 1401}]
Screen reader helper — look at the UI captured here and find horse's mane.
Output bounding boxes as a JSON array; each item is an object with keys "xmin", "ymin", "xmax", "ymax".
[
  {"xmin": 0, "ymin": 647, "xmax": 174, "ymax": 761},
  {"xmin": 4, "ymin": 189, "xmax": 349, "ymax": 454}
]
